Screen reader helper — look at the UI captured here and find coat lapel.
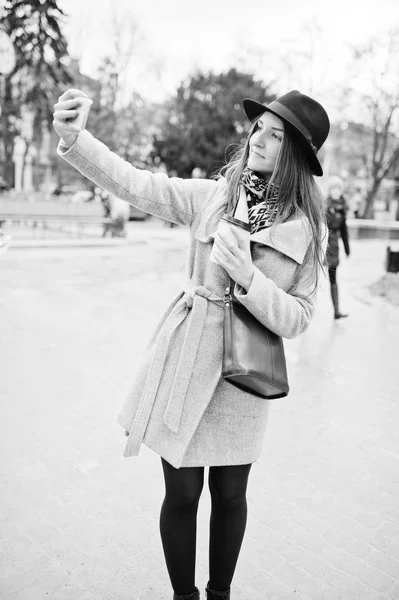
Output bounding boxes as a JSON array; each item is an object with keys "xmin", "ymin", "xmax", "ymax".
[
  {"xmin": 193, "ymin": 178, "xmax": 313, "ymax": 265},
  {"xmin": 250, "ymin": 215, "xmax": 313, "ymax": 265}
]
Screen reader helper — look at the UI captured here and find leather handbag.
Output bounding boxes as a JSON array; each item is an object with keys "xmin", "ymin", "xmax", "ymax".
[
  {"xmin": 220, "ymin": 189, "xmax": 289, "ymax": 399},
  {"xmin": 222, "ymin": 275, "xmax": 289, "ymax": 399}
]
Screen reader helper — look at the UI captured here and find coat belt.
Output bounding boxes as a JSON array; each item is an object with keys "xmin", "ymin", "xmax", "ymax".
[{"xmin": 124, "ymin": 279, "xmax": 224, "ymax": 456}]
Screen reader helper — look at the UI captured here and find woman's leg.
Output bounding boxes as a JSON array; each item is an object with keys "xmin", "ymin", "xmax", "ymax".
[
  {"xmin": 160, "ymin": 458, "xmax": 204, "ymax": 596},
  {"xmin": 207, "ymin": 463, "xmax": 252, "ymax": 592}
]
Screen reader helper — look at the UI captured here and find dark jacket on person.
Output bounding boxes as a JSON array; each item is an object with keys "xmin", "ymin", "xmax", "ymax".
[{"xmin": 326, "ymin": 195, "xmax": 350, "ymax": 268}]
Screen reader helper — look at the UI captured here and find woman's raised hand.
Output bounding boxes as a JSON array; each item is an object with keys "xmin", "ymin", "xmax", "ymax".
[
  {"xmin": 53, "ymin": 89, "xmax": 93, "ymax": 148},
  {"xmin": 212, "ymin": 226, "xmax": 255, "ymax": 291}
]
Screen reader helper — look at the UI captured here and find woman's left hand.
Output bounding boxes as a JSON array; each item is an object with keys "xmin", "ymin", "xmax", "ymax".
[{"xmin": 212, "ymin": 226, "xmax": 254, "ymax": 291}]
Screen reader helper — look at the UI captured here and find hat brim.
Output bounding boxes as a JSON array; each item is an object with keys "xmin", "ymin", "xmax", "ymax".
[{"xmin": 243, "ymin": 98, "xmax": 323, "ymax": 177}]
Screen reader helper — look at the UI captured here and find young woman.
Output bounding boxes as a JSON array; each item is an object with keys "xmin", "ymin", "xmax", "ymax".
[
  {"xmin": 53, "ymin": 88, "xmax": 330, "ymax": 600},
  {"xmin": 326, "ymin": 178, "xmax": 351, "ymax": 319}
]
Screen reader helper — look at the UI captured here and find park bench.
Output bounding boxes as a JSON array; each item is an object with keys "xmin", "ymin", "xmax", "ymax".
[{"xmin": 0, "ymin": 198, "xmax": 113, "ymax": 238}]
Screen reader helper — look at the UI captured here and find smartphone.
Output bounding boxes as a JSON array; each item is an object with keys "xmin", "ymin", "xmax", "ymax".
[{"xmin": 70, "ymin": 97, "xmax": 93, "ymax": 131}]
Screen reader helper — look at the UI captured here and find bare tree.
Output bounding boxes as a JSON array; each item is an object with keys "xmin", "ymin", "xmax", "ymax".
[
  {"xmin": 233, "ymin": 17, "xmax": 333, "ymax": 101},
  {"xmin": 99, "ymin": 10, "xmax": 142, "ymax": 111},
  {"xmin": 278, "ymin": 17, "xmax": 333, "ymax": 98},
  {"xmin": 348, "ymin": 29, "xmax": 399, "ymax": 218},
  {"xmin": 87, "ymin": 9, "xmax": 160, "ymax": 167}
]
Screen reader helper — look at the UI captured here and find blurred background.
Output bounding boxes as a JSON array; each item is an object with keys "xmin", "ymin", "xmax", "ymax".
[{"xmin": 1, "ymin": 0, "xmax": 399, "ymax": 220}]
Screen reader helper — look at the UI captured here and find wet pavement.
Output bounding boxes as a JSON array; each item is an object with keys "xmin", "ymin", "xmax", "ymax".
[{"xmin": 1, "ymin": 222, "xmax": 398, "ymax": 600}]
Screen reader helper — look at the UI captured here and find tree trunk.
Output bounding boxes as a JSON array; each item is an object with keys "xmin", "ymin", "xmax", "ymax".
[
  {"xmin": 363, "ymin": 180, "xmax": 382, "ymax": 219},
  {"xmin": 1, "ymin": 77, "xmax": 17, "ymax": 188},
  {"xmin": 21, "ymin": 139, "xmax": 30, "ymax": 190}
]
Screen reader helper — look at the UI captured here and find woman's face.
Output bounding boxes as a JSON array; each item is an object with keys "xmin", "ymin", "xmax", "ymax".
[{"xmin": 247, "ymin": 112, "xmax": 285, "ymax": 176}]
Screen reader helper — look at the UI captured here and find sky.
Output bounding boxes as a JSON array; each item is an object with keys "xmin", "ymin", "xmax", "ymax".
[{"xmin": 59, "ymin": 0, "xmax": 399, "ymax": 115}]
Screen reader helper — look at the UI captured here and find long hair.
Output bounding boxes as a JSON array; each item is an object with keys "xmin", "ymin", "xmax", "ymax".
[{"xmin": 216, "ymin": 119, "xmax": 327, "ymax": 294}]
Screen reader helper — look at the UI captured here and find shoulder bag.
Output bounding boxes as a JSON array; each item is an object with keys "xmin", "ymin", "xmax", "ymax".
[{"xmin": 221, "ymin": 192, "xmax": 289, "ymax": 399}]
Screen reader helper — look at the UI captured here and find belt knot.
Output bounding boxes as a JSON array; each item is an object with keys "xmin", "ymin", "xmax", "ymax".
[{"xmin": 183, "ymin": 285, "xmax": 212, "ymax": 308}]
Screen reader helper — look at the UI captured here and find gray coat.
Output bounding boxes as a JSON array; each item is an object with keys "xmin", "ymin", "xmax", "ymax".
[{"xmin": 58, "ymin": 131, "xmax": 328, "ymax": 468}]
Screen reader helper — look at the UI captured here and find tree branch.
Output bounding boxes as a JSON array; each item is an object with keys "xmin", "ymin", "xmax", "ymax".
[
  {"xmin": 377, "ymin": 104, "xmax": 396, "ymax": 166},
  {"xmin": 379, "ymin": 145, "xmax": 399, "ymax": 181}
]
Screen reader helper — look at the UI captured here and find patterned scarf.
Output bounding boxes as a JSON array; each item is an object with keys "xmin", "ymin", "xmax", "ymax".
[{"xmin": 240, "ymin": 168, "xmax": 280, "ymax": 235}]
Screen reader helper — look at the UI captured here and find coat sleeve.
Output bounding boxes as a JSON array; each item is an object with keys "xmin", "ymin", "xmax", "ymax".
[
  {"xmin": 57, "ymin": 130, "xmax": 218, "ymax": 226},
  {"xmin": 234, "ymin": 226, "xmax": 328, "ymax": 340}
]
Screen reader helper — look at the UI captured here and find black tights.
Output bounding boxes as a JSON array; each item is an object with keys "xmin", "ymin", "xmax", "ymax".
[
  {"xmin": 160, "ymin": 458, "xmax": 252, "ymax": 596},
  {"xmin": 328, "ymin": 266, "xmax": 337, "ymax": 285}
]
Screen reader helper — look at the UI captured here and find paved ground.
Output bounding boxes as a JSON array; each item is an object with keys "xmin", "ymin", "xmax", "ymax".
[{"xmin": 1, "ymin": 221, "xmax": 399, "ymax": 600}]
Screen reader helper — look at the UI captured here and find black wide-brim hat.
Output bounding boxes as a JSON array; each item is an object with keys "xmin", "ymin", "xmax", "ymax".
[{"xmin": 243, "ymin": 90, "xmax": 330, "ymax": 176}]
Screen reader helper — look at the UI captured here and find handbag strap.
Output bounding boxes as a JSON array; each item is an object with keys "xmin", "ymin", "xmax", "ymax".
[{"xmin": 224, "ymin": 186, "xmax": 241, "ymax": 301}]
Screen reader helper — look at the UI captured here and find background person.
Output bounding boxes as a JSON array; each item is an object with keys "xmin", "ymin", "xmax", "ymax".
[
  {"xmin": 326, "ymin": 178, "xmax": 350, "ymax": 319},
  {"xmin": 351, "ymin": 186, "xmax": 365, "ymax": 219},
  {"xmin": 0, "ymin": 232, "xmax": 12, "ymax": 256},
  {"xmin": 100, "ymin": 189, "xmax": 112, "ymax": 237},
  {"xmin": 109, "ymin": 193, "xmax": 130, "ymax": 237},
  {"xmin": 53, "ymin": 88, "xmax": 329, "ymax": 600}
]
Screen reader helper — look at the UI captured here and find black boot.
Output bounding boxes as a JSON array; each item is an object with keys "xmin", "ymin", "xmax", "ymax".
[
  {"xmin": 174, "ymin": 586, "xmax": 200, "ymax": 600},
  {"xmin": 205, "ymin": 581, "xmax": 230, "ymax": 599},
  {"xmin": 330, "ymin": 282, "xmax": 348, "ymax": 319}
]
